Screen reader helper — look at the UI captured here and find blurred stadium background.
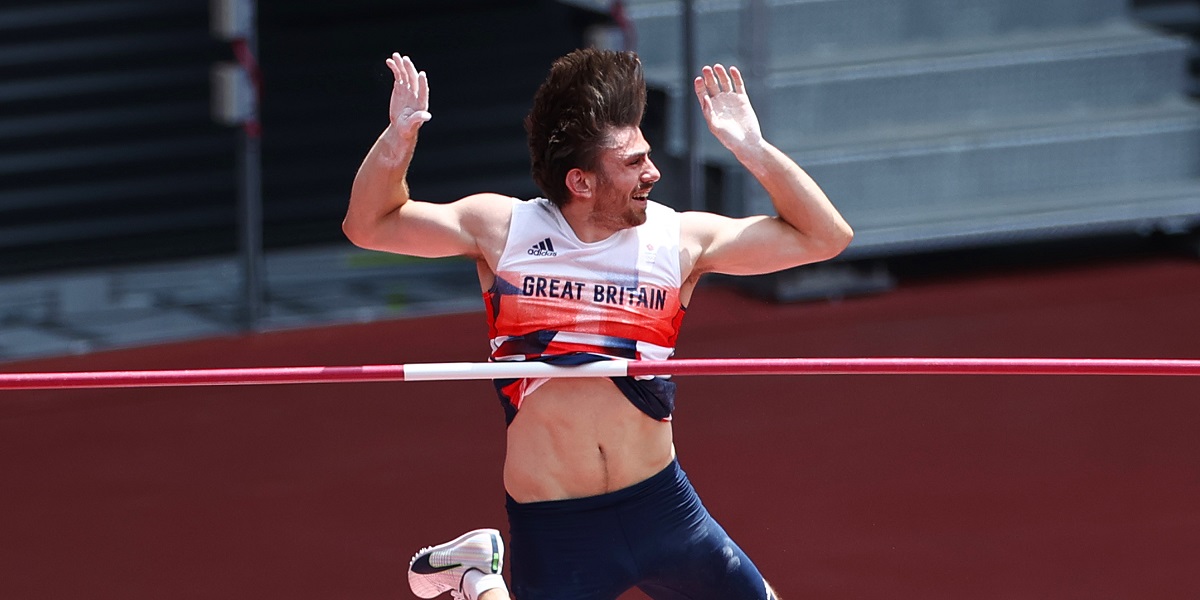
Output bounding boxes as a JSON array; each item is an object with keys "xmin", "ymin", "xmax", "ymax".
[
  {"xmin": 1, "ymin": 1, "xmax": 1199, "ymax": 598},
  {"xmin": 1, "ymin": 0, "xmax": 1198, "ymax": 358}
]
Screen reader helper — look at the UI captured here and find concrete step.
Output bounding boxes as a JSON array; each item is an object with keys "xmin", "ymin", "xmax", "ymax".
[
  {"xmin": 0, "ymin": 204, "xmax": 233, "ymax": 249},
  {"xmin": 1, "ymin": 170, "xmax": 231, "ymax": 212},
  {"xmin": 650, "ymin": 24, "xmax": 1192, "ymax": 154},
  {"xmin": 840, "ymin": 178, "xmax": 1200, "ymax": 258},
  {"xmin": 0, "ymin": 102, "xmax": 206, "ymax": 144},
  {"xmin": 721, "ymin": 105, "xmax": 1200, "ymax": 255},
  {"xmin": 0, "ymin": 133, "xmax": 230, "ymax": 179},
  {"xmin": 763, "ymin": 27, "xmax": 1190, "ymax": 147},
  {"xmin": 770, "ymin": 104, "xmax": 1200, "ymax": 211},
  {"xmin": 629, "ymin": 0, "xmax": 1129, "ymax": 74}
]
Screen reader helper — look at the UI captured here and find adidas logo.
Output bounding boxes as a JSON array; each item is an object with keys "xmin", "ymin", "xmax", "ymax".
[{"xmin": 527, "ymin": 237, "xmax": 557, "ymax": 257}]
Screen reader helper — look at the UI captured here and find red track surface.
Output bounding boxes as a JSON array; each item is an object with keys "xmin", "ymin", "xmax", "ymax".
[{"xmin": 2, "ymin": 256, "xmax": 1198, "ymax": 599}]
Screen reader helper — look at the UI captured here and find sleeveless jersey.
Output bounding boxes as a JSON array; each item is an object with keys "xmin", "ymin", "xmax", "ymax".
[{"xmin": 485, "ymin": 197, "xmax": 685, "ymax": 424}]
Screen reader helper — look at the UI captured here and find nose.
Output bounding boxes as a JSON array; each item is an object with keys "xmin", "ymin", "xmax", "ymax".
[{"xmin": 643, "ymin": 157, "xmax": 661, "ymax": 184}]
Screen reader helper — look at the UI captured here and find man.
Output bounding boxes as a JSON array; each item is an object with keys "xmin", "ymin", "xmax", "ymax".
[{"xmin": 344, "ymin": 48, "xmax": 852, "ymax": 600}]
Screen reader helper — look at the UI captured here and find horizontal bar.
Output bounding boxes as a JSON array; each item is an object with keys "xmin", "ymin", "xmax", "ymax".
[
  {"xmin": 404, "ymin": 361, "xmax": 628, "ymax": 381},
  {"xmin": 629, "ymin": 358, "xmax": 1200, "ymax": 378},
  {"xmin": 1, "ymin": 358, "xmax": 1198, "ymax": 391}
]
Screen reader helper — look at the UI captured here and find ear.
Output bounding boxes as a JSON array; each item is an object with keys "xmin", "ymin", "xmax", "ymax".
[{"xmin": 565, "ymin": 168, "xmax": 595, "ymax": 200}]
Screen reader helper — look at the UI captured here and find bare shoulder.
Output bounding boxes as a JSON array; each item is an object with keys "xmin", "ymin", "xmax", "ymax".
[
  {"xmin": 678, "ymin": 209, "xmax": 747, "ymax": 257},
  {"xmin": 677, "ymin": 210, "xmax": 731, "ymax": 281},
  {"xmin": 449, "ymin": 192, "xmax": 516, "ymax": 235},
  {"xmin": 453, "ymin": 192, "xmax": 518, "ymax": 260},
  {"xmin": 678, "ymin": 210, "xmax": 730, "ymax": 243},
  {"xmin": 454, "ymin": 192, "xmax": 516, "ymax": 217},
  {"xmin": 458, "ymin": 192, "xmax": 516, "ymax": 207}
]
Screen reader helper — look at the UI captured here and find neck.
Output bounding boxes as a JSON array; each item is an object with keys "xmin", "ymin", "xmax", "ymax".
[{"xmin": 559, "ymin": 201, "xmax": 622, "ymax": 243}]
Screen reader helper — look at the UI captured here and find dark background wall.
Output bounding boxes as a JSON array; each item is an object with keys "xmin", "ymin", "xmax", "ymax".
[{"xmin": 0, "ymin": 0, "xmax": 607, "ymax": 276}]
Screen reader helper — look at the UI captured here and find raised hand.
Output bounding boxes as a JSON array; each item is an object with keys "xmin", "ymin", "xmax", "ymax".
[
  {"xmin": 386, "ymin": 53, "xmax": 431, "ymax": 138},
  {"xmin": 693, "ymin": 64, "xmax": 762, "ymax": 151}
]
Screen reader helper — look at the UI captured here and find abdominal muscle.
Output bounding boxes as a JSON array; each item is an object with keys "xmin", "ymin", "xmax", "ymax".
[{"xmin": 503, "ymin": 377, "xmax": 676, "ymax": 503}]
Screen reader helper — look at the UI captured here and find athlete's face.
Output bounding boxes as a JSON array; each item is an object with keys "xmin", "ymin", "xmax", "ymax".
[{"xmin": 589, "ymin": 126, "xmax": 660, "ymax": 230}]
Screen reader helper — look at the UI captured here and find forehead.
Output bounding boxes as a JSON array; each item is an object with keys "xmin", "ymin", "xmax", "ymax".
[{"xmin": 599, "ymin": 126, "xmax": 649, "ymax": 158}]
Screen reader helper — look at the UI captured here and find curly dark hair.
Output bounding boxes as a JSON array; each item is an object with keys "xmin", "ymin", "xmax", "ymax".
[{"xmin": 525, "ymin": 48, "xmax": 647, "ymax": 207}]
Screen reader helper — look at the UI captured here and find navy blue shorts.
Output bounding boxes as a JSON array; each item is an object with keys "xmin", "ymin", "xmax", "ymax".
[{"xmin": 505, "ymin": 459, "xmax": 772, "ymax": 600}]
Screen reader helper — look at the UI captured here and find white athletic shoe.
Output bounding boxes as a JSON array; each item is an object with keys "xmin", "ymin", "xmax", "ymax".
[{"xmin": 408, "ymin": 528, "xmax": 504, "ymax": 599}]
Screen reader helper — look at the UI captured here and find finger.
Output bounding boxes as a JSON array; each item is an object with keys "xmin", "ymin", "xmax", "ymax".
[
  {"xmin": 701, "ymin": 66, "xmax": 719, "ymax": 96},
  {"xmin": 729, "ymin": 66, "xmax": 746, "ymax": 94},
  {"xmin": 417, "ymin": 70, "xmax": 430, "ymax": 109},
  {"xmin": 398, "ymin": 114, "xmax": 430, "ymax": 136},
  {"xmin": 692, "ymin": 77, "xmax": 712, "ymax": 114},
  {"xmin": 403, "ymin": 55, "xmax": 420, "ymax": 88},
  {"xmin": 386, "ymin": 55, "xmax": 403, "ymax": 81},
  {"xmin": 713, "ymin": 64, "xmax": 732, "ymax": 93}
]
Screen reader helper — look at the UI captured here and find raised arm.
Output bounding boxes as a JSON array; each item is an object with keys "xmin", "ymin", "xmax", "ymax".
[
  {"xmin": 343, "ymin": 53, "xmax": 509, "ymax": 260},
  {"xmin": 682, "ymin": 64, "xmax": 853, "ymax": 278}
]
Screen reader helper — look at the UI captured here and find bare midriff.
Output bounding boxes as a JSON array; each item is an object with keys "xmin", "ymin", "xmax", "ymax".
[{"xmin": 503, "ymin": 377, "xmax": 675, "ymax": 503}]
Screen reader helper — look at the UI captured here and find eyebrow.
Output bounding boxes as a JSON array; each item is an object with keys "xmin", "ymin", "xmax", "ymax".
[{"xmin": 620, "ymin": 149, "xmax": 651, "ymax": 161}]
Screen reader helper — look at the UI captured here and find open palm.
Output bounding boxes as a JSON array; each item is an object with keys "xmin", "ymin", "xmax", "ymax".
[
  {"xmin": 386, "ymin": 53, "xmax": 431, "ymax": 137},
  {"xmin": 694, "ymin": 64, "xmax": 762, "ymax": 149}
]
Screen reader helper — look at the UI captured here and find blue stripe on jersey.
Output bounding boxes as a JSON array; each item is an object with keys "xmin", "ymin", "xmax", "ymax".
[
  {"xmin": 494, "ymin": 331, "xmax": 640, "ymax": 360},
  {"xmin": 492, "ymin": 353, "xmax": 676, "ymax": 425}
]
